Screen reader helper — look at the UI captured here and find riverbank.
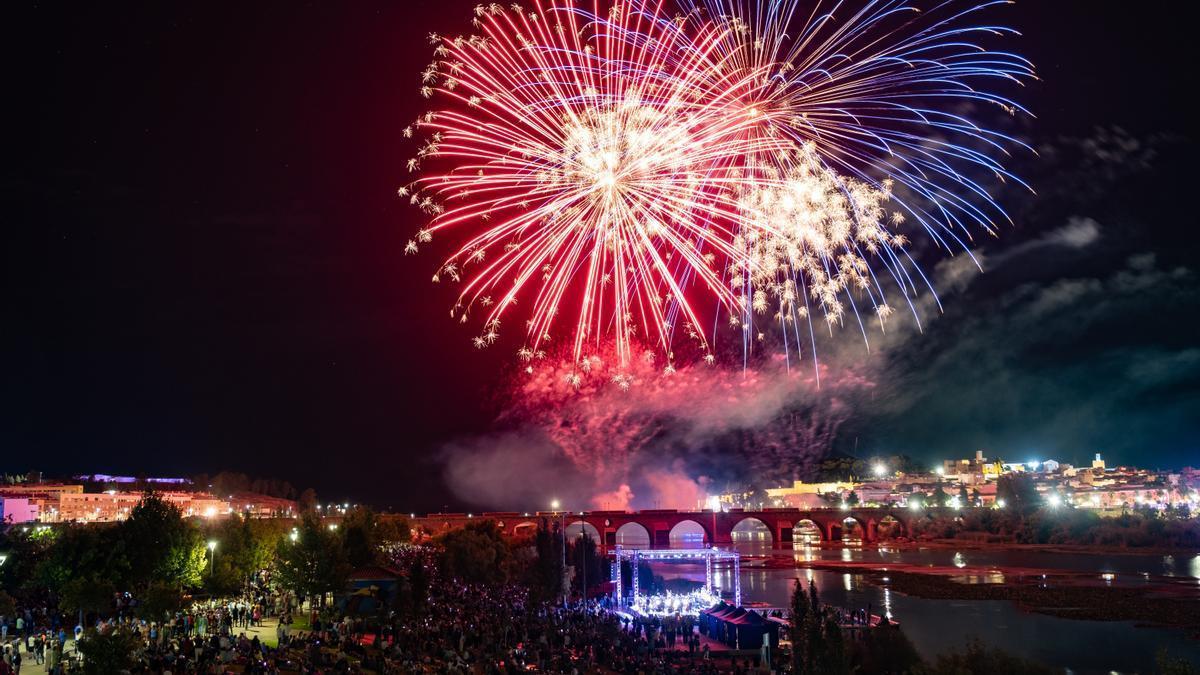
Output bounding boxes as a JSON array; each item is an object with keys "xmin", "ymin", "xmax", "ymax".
[{"xmin": 796, "ymin": 559, "xmax": 1200, "ymax": 638}]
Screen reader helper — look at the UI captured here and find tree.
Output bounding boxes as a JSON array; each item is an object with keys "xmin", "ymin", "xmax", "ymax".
[
  {"xmin": 931, "ymin": 485, "xmax": 950, "ymax": 508},
  {"xmin": 958, "ymin": 485, "xmax": 970, "ymax": 506},
  {"xmin": 747, "ymin": 485, "xmax": 771, "ymax": 509},
  {"xmin": 0, "ymin": 590, "xmax": 15, "ymax": 617},
  {"xmin": 376, "ymin": 516, "xmax": 412, "ymax": 545},
  {"xmin": 77, "ymin": 626, "xmax": 143, "ymax": 674},
  {"xmin": 846, "ymin": 491, "xmax": 860, "ymax": 507},
  {"xmin": 568, "ymin": 533, "xmax": 604, "ymax": 596},
  {"xmin": 437, "ymin": 520, "xmax": 512, "ymax": 585},
  {"xmin": 528, "ymin": 522, "xmax": 562, "ymax": 601},
  {"xmin": 341, "ymin": 507, "xmax": 381, "ymax": 568},
  {"xmin": 996, "ymin": 474, "xmax": 1040, "ymax": 514},
  {"xmin": 818, "ymin": 613, "xmax": 848, "ymax": 675},
  {"xmin": 274, "ymin": 514, "xmax": 350, "ymax": 606},
  {"xmin": 790, "ymin": 579, "xmax": 811, "ymax": 675},
  {"xmin": 61, "ymin": 577, "xmax": 116, "ymax": 623},
  {"xmin": 298, "ymin": 488, "xmax": 319, "ymax": 513},
  {"xmin": 138, "ymin": 582, "xmax": 184, "ymax": 621},
  {"xmin": 849, "ymin": 621, "xmax": 922, "ymax": 674},
  {"xmin": 920, "ymin": 639, "xmax": 1056, "ymax": 675},
  {"xmin": 35, "ymin": 525, "xmax": 130, "ymax": 593},
  {"xmin": 203, "ymin": 517, "xmax": 283, "ymax": 596},
  {"xmin": 120, "ymin": 493, "xmax": 205, "ymax": 589}
]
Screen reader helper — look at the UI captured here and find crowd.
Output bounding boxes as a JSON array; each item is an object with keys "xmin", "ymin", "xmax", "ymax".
[
  {"xmin": 3, "ymin": 583, "xmax": 772, "ymax": 674},
  {"xmin": 1, "ymin": 599, "xmax": 77, "ymax": 674},
  {"xmin": 368, "ymin": 583, "xmax": 760, "ymax": 674}
]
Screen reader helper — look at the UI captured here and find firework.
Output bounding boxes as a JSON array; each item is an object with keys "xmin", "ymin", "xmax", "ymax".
[
  {"xmin": 680, "ymin": 0, "xmax": 1036, "ymax": 369},
  {"xmin": 405, "ymin": 0, "xmax": 1033, "ymax": 369},
  {"xmin": 405, "ymin": 1, "xmax": 786, "ymax": 367}
]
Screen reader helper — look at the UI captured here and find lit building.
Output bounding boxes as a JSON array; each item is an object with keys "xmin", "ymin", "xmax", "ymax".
[
  {"xmin": 53, "ymin": 491, "xmax": 231, "ymax": 523},
  {"xmin": 764, "ymin": 481, "xmax": 856, "ymax": 508},
  {"xmin": 229, "ymin": 493, "xmax": 298, "ymax": 518},
  {"xmin": 0, "ymin": 497, "xmax": 40, "ymax": 524}
]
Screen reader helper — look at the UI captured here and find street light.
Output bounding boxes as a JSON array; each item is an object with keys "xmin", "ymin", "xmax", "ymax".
[
  {"xmin": 872, "ymin": 463, "xmax": 887, "ymax": 478},
  {"xmin": 207, "ymin": 540, "xmax": 218, "ymax": 576},
  {"xmin": 551, "ymin": 499, "xmax": 566, "ymax": 609}
]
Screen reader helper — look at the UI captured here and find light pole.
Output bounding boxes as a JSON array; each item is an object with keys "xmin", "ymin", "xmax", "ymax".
[
  {"xmin": 579, "ymin": 527, "xmax": 587, "ymax": 615},
  {"xmin": 207, "ymin": 540, "xmax": 218, "ymax": 576},
  {"xmin": 551, "ymin": 499, "xmax": 566, "ymax": 608}
]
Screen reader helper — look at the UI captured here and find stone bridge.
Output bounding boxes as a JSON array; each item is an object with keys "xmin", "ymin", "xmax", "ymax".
[{"xmin": 406, "ymin": 507, "xmax": 964, "ymax": 548}]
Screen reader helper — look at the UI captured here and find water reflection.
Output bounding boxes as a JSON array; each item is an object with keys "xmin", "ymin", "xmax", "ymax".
[
  {"xmin": 653, "ymin": 541, "xmax": 1200, "ymax": 671},
  {"xmin": 679, "ymin": 561, "xmax": 1200, "ymax": 673}
]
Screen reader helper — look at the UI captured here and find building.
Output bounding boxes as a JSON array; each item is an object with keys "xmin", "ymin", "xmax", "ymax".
[
  {"xmin": 53, "ymin": 491, "xmax": 231, "ymax": 523},
  {"xmin": 0, "ymin": 496, "xmax": 40, "ymax": 524},
  {"xmin": 229, "ymin": 493, "xmax": 298, "ymax": 518},
  {"xmin": 0, "ymin": 484, "xmax": 83, "ymax": 522},
  {"xmin": 763, "ymin": 481, "xmax": 856, "ymax": 508}
]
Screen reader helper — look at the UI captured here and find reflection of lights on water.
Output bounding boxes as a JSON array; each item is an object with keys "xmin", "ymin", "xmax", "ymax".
[
  {"xmin": 805, "ymin": 568, "xmax": 814, "ymax": 582},
  {"xmin": 1101, "ymin": 573, "xmax": 1115, "ymax": 586},
  {"xmin": 883, "ymin": 586, "xmax": 893, "ymax": 619},
  {"xmin": 841, "ymin": 548, "xmax": 853, "ymax": 562},
  {"xmin": 1190, "ymin": 555, "xmax": 1200, "ymax": 580},
  {"xmin": 953, "ymin": 552, "xmax": 966, "ymax": 569},
  {"xmin": 843, "ymin": 573, "xmax": 853, "ymax": 591}
]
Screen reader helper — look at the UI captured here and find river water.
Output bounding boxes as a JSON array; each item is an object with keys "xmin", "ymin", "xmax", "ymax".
[{"xmin": 644, "ymin": 541, "xmax": 1200, "ymax": 674}]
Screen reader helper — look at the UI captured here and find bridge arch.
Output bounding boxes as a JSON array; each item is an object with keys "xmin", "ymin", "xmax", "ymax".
[
  {"xmin": 873, "ymin": 514, "xmax": 906, "ymax": 540},
  {"xmin": 511, "ymin": 520, "xmax": 538, "ymax": 538},
  {"xmin": 839, "ymin": 516, "xmax": 867, "ymax": 543},
  {"xmin": 730, "ymin": 516, "xmax": 774, "ymax": 545},
  {"xmin": 565, "ymin": 520, "xmax": 601, "ymax": 543},
  {"xmin": 614, "ymin": 522, "xmax": 651, "ymax": 548},
  {"xmin": 794, "ymin": 519, "xmax": 823, "ymax": 544},
  {"xmin": 668, "ymin": 519, "xmax": 710, "ymax": 548}
]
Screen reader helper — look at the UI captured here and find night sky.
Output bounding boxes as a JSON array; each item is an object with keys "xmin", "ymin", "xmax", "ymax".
[{"xmin": 5, "ymin": 1, "xmax": 1197, "ymax": 511}]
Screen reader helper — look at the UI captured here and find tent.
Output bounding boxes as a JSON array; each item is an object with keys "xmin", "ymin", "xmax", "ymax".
[
  {"xmin": 725, "ymin": 608, "xmax": 779, "ymax": 650},
  {"xmin": 700, "ymin": 605, "xmax": 779, "ymax": 649}
]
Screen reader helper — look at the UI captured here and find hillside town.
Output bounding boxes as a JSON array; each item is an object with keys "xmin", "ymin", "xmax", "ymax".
[
  {"xmin": 715, "ymin": 452, "xmax": 1200, "ymax": 515},
  {"xmin": 4, "ymin": 452, "xmax": 1199, "ymax": 529}
]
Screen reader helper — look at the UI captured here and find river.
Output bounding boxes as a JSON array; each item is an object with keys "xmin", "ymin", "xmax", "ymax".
[{"xmin": 645, "ymin": 540, "xmax": 1200, "ymax": 674}]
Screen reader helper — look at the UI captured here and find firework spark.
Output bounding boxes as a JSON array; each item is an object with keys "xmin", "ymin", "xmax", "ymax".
[
  {"xmin": 681, "ymin": 0, "xmax": 1036, "ymax": 369},
  {"xmin": 405, "ymin": 0, "xmax": 1033, "ymax": 370},
  {"xmin": 405, "ymin": 1, "xmax": 786, "ymax": 366}
]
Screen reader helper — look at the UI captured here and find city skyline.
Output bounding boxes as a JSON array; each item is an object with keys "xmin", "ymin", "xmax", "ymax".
[{"xmin": 4, "ymin": 1, "xmax": 1198, "ymax": 512}]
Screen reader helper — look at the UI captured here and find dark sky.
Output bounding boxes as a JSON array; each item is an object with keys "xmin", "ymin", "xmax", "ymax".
[{"xmin": 4, "ymin": 1, "xmax": 1197, "ymax": 511}]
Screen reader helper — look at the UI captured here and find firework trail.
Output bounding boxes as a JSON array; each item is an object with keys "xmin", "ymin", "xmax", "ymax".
[{"xmin": 405, "ymin": 0, "xmax": 1033, "ymax": 372}]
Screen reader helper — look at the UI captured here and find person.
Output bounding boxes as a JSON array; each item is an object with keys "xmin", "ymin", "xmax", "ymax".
[{"xmin": 9, "ymin": 649, "xmax": 18, "ymax": 675}]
